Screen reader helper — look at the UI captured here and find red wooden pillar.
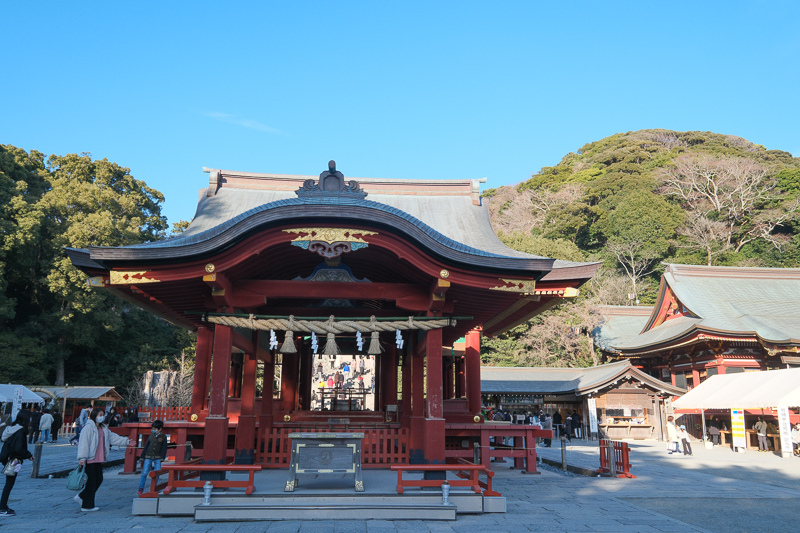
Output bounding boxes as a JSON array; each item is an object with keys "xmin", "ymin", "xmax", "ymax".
[
  {"xmin": 382, "ymin": 343, "xmax": 398, "ymax": 412},
  {"xmin": 409, "ymin": 333, "xmax": 426, "ymax": 462},
  {"xmin": 259, "ymin": 350, "xmax": 276, "ymax": 459},
  {"xmin": 204, "ymin": 325, "xmax": 232, "ymax": 466},
  {"xmin": 235, "ymin": 331, "xmax": 258, "ymax": 464},
  {"xmin": 465, "ymin": 329, "xmax": 482, "ymax": 418},
  {"xmin": 281, "ymin": 353, "xmax": 299, "ymax": 414},
  {"xmin": 457, "ymin": 356, "xmax": 467, "ymax": 399},
  {"xmin": 424, "ymin": 327, "xmax": 445, "ymax": 464},
  {"xmin": 400, "ymin": 341, "xmax": 412, "ymax": 427},
  {"xmin": 191, "ymin": 327, "xmax": 213, "ymax": 414},
  {"xmin": 443, "ymin": 356, "xmax": 454, "ymax": 400}
]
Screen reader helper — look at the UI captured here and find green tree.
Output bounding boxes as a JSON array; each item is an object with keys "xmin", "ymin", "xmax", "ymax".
[{"xmin": 0, "ymin": 145, "xmax": 191, "ymax": 386}]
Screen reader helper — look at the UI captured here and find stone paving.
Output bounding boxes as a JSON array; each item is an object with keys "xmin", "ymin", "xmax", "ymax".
[{"xmin": 0, "ymin": 438, "xmax": 797, "ymax": 532}]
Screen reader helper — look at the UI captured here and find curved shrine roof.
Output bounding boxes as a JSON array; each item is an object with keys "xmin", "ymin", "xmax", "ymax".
[{"xmin": 612, "ymin": 263, "xmax": 800, "ymax": 353}]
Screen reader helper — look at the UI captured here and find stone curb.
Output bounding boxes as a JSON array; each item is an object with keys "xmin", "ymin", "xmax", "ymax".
[{"xmin": 539, "ymin": 457, "xmax": 600, "ymax": 477}]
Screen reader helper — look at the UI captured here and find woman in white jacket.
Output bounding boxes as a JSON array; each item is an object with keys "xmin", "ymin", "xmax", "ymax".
[{"xmin": 75, "ymin": 407, "xmax": 130, "ymax": 511}]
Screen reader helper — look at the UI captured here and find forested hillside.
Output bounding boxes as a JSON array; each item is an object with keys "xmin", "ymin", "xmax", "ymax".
[
  {"xmin": 0, "ymin": 145, "xmax": 193, "ymax": 388},
  {"xmin": 482, "ymin": 130, "xmax": 800, "ymax": 367}
]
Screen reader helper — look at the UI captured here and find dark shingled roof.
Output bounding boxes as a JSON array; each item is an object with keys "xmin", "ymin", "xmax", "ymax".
[{"xmin": 481, "ymin": 360, "xmax": 684, "ymax": 396}]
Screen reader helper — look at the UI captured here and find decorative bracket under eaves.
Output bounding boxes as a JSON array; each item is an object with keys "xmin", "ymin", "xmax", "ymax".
[{"xmin": 489, "ymin": 279, "xmax": 536, "ymax": 295}]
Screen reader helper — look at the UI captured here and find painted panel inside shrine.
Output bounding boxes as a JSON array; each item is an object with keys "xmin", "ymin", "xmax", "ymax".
[{"xmin": 67, "ymin": 161, "xmax": 599, "ymax": 468}]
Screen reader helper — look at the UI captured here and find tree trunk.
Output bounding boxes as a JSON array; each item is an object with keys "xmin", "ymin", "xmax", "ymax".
[{"xmin": 55, "ymin": 358, "xmax": 65, "ymax": 386}]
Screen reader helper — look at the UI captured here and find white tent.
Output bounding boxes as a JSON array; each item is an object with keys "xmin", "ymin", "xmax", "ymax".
[
  {"xmin": 0, "ymin": 384, "xmax": 46, "ymax": 405},
  {"xmin": 673, "ymin": 368, "xmax": 800, "ymax": 410}
]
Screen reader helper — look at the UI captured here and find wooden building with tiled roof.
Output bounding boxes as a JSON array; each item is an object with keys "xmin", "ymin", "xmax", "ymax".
[
  {"xmin": 66, "ymin": 161, "xmax": 600, "ymax": 473},
  {"xmin": 598, "ymin": 264, "xmax": 800, "ymax": 391}
]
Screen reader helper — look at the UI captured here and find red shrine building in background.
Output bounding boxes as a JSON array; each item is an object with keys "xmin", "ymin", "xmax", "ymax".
[{"xmin": 67, "ymin": 161, "xmax": 599, "ymax": 469}]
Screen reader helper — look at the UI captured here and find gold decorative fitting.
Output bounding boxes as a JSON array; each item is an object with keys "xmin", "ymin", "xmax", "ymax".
[
  {"xmin": 205, "ymin": 263, "xmax": 215, "ymax": 273},
  {"xmin": 489, "ymin": 278, "xmax": 536, "ymax": 294},
  {"xmin": 473, "ymin": 415, "xmax": 481, "ymax": 423},
  {"xmin": 190, "ymin": 414, "xmax": 198, "ymax": 422},
  {"xmin": 109, "ymin": 271, "xmax": 160, "ymax": 285},
  {"xmin": 284, "ymin": 415, "xmax": 291, "ymax": 422},
  {"xmin": 86, "ymin": 276, "xmax": 105, "ymax": 287},
  {"xmin": 439, "ymin": 269, "xmax": 450, "ymax": 279},
  {"xmin": 284, "ymin": 227, "xmax": 377, "ymax": 245}
]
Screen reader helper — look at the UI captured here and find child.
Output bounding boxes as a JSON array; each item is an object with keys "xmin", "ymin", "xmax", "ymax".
[{"xmin": 137, "ymin": 420, "xmax": 168, "ymax": 495}]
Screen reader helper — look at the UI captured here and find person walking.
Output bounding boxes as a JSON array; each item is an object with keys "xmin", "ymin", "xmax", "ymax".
[
  {"xmin": 137, "ymin": 420, "xmax": 167, "ymax": 495},
  {"xmin": 38, "ymin": 409, "xmax": 54, "ymax": 443},
  {"xmin": 0, "ymin": 414, "xmax": 34, "ymax": 516},
  {"xmin": 50, "ymin": 410, "xmax": 62, "ymax": 443},
  {"xmin": 754, "ymin": 417, "xmax": 769, "ymax": 452},
  {"xmin": 542, "ymin": 414, "xmax": 553, "ymax": 447},
  {"xmin": 791, "ymin": 423, "xmax": 800, "ymax": 456},
  {"xmin": 75, "ymin": 407, "xmax": 130, "ymax": 511},
  {"xmin": 27, "ymin": 406, "xmax": 42, "ymax": 444},
  {"xmin": 679, "ymin": 424, "xmax": 693, "ymax": 456},
  {"xmin": 666, "ymin": 415, "xmax": 679, "ymax": 454},
  {"xmin": 564, "ymin": 414, "xmax": 573, "ymax": 443}
]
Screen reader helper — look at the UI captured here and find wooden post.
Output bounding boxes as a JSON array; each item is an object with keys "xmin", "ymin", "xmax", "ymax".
[
  {"xmin": 192, "ymin": 327, "xmax": 213, "ymax": 414},
  {"xmin": 382, "ymin": 343, "xmax": 398, "ymax": 412},
  {"xmin": 204, "ymin": 325, "xmax": 232, "ymax": 468},
  {"xmin": 424, "ymin": 327, "xmax": 445, "ymax": 467},
  {"xmin": 280, "ymin": 353, "xmax": 299, "ymax": 414},
  {"xmin": 235, "ymin": 331, "xmax": 258, "ymax": 464},
  {"xmin": 465, "ymin": 329, "xmax": 482, "ymax": 417}
]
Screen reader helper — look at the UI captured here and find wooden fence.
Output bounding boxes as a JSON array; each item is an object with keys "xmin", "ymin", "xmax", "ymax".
[
  {"xmin": 257, "ymin": 427, "xmax": 408, "ymax": 468},
  {"xmin": 137, "ymin": 406, "xmax": 191, "ymax": 421}
]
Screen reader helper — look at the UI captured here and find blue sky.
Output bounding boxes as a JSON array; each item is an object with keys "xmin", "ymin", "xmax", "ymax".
[{"xmin": 2, "ymin": 1, "xmax": 799, "ymax": 226}]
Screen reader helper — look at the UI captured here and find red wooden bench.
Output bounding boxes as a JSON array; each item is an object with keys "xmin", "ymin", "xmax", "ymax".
[
  {"xmin": 390, "ymin": 464, "xmax": 500, "ymax": 496},
  {"xmin": 158, "ymin": 463, "xmax": 262, "ymax": 495}
]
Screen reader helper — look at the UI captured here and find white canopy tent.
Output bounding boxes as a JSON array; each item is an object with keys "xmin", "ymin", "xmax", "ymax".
[
  {"xmin": 673, "ymin": 368, "xmax": 800, "ymax": 410},
  {"xmin": 0, "ymin": 384, "xmax": 46, "ymax": 405}
]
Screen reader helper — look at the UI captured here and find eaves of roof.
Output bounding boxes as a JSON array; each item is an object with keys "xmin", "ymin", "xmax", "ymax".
[{"xmin": 82, "ymin": 197, "xmax": 555, "ymax": 275}]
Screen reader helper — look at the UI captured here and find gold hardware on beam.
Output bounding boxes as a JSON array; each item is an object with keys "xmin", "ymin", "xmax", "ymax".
[
  {"xmin": 283, "ymin": 227, "xmax": 377, "ymax": 244},
  {"xmin": 109, "ymin": 271, "xmax": 160, "ymax": 284},
  {"xmin": 440, "ymin": 269, "xmax": 450, "ymax": 279},
  {"xmin": 205, "ymin": 263, "xmax": 215, "ymax": 273},
  {"xmin": 203, "ymin": 273, "xmax": 217, "ymax": 282},
  {"xmin": 489, "ymin": 279, "xmax": 536, "ymax": 295},
  {"xmin": 212, "ymin": 288, "xmax": 225, "ymax": 297},
  {"xmin": 563, "ymin": 287, "xmax": 580, "ymax": 298}
]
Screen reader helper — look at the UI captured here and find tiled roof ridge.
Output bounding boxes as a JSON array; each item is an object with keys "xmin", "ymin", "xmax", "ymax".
[
  {"xmin": 596, "ymin": 305, "xmax": 655, "ymax": 316},
  {"xmin": 666, "ymin": 263, "xmax": 800, "ymax": 280}
]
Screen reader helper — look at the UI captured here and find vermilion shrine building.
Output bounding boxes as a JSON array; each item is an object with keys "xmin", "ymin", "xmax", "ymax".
[
  {"xmin": 67, "ymin": 162, "xmax": 599, "ymax": 471},
  {"xmin": 597, "ymin": 264, "xmax": 800, "ymax": 389}
]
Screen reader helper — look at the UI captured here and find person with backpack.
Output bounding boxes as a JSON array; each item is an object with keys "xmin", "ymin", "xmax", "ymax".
[{"xmin": 0, "ymin": 414, "xmax": 34, "ymax": 516}]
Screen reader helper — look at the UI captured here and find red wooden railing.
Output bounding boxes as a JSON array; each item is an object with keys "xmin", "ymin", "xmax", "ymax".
[
  {"xmin": 391, "ymin": 463, "xmax": 500, "ymax": 496},
  {"xmin": 137, "ymin": 406, "xmax": 191, "ymax": 421},
  {"xmin": 597, "ymin": 439, "xmax": 635, "ymax": 478},
  {"xmin": 256, "ymin": 427, "xmax": 408, "ymax": 467}
]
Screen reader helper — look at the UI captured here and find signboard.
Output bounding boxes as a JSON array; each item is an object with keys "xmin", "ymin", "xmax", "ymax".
[
  {"xmin": 777, "ymin": 406, "xmax": 792, "ymax": 458},
  {"xmin": 10, "ymin": 387, "xmax": 23, "ymax": 422},
  {"xmin": 731, "ymin": 409, "xmax": 747, "ymax": 450},
  {"xmin": 587, "ymin": 398, "xmax": 599, "ymax": 434}
]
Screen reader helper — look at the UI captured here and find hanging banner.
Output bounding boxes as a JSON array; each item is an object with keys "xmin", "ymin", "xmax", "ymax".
[
  {"xmin": 587, "ymin": 398, "xmax": 599, "ymax": 434},
  {"xmin": 731, "ymin": 408, "xmax": 747, "ymax": 450},
  {"xmin": 11, "ymin": 386, "xmax": 24, "ymax": 422},
  {"xmin": 777, "ymin": 406, "xmax": 792, "ymax": 458}
]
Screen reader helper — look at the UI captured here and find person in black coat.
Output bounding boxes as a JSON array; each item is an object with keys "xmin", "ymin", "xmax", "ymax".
[
  {"xmin": 0, "ymin": 415, "xmax": 34, "ymax": 516},
  {"xmin": 51, "ymin": 410, "xmax": 63, "ymax": 443},
  {"xmin": 27, "ymin": 406, "xmax": 42, "ymax": 444}
]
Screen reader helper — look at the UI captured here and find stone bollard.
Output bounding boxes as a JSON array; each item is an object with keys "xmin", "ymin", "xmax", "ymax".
[
  {"xmin": 560, "ymin": 436, "xmax": 567, "ymax": 472},
  {"xmin": 31, "ymin": 442, "xmax": 43, "ymax": 479}
]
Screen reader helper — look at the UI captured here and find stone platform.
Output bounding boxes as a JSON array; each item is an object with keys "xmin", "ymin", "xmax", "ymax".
[{"xmin": 132, "ymin": 468, "xmax": 501, "ymax": 521}]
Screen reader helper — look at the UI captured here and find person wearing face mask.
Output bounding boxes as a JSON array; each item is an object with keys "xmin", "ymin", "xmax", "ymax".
[
  {"xmin": 137, "ymin": 420, "xmax": 167, "ymax": 495},
  {"xmin": 75, "ymin": 407, "xmax": 130, "ymax": 511}
]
